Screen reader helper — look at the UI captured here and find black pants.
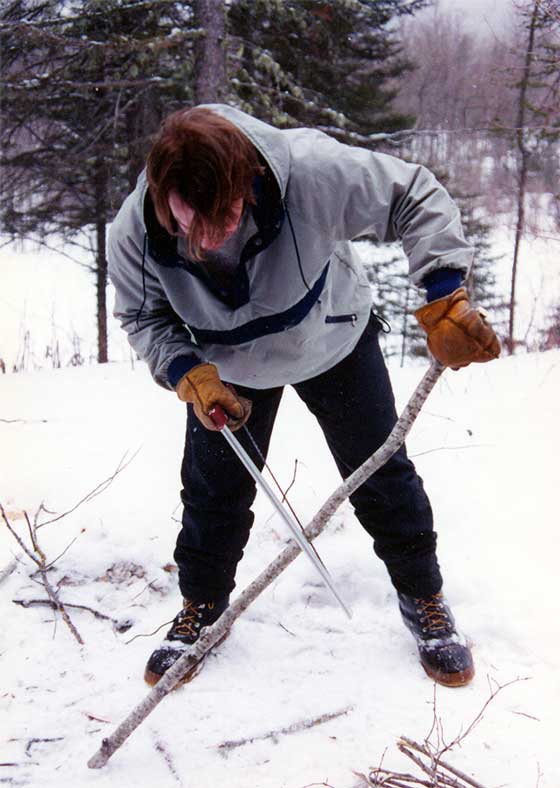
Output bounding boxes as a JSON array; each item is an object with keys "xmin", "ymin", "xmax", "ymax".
[{"xmin": 175, "ymin": 315, "xmax": 442, "ymax": 602}]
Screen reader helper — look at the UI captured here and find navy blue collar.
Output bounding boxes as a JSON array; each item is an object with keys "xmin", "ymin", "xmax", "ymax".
[{"xmin": 143, "ymin": 168, "xmax": 284, "ymax": 310}]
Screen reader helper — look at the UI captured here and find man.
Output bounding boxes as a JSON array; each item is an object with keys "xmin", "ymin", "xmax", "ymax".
[{"xmin": 108, "ymin": 105, "xmax": 500, "ymax": 689}]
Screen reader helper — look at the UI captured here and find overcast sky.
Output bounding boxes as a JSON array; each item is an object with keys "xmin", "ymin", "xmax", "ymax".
[{"xmin": 423, "ymin": 0, "xmax": 513, "ymax": 35}]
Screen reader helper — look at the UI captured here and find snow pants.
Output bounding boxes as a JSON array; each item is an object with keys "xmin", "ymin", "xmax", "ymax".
[{"xmin": 175, "ymin": 313, "xmax": 443, "ymax": 603}]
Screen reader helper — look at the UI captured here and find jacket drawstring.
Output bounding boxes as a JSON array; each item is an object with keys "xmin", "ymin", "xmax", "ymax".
[
  {"xmin": 136, "ymin": 232, "xmax": 149, "ymax": 330},
  {"xmin": 282, "ymin": 198, "xmax": 312, "ymax": 293}
]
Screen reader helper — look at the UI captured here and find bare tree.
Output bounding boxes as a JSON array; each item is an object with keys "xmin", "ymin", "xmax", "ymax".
[{"xmin": 508, "ymin": 0, "xmax": 542, "ymax": 353}]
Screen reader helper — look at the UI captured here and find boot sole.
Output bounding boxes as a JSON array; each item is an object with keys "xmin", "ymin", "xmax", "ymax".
[
  {"xmin": 143, "ymin": 631, "xmax": 230, "ymax": 688},
  {"xmin": 144, "ymin": 665, "xmax": 198, "ymax": 688},
  {"xmin": 421, "ymin": 661, "xmax": 475, "ymax": 687}
]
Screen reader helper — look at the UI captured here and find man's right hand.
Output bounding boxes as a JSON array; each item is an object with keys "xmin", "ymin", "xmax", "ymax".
[{"xmin": 176, "ymin": 363, "xmax": 252, "ymax": 431}]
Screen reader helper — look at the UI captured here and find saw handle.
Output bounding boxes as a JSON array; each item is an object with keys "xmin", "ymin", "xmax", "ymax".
[{"xmin": 208, "ymin": 403, "xmax": 228, "ymax": 430}]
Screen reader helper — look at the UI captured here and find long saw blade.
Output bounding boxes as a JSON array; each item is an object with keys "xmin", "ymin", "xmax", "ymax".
[{"xmin": 209, "ymin": 405, "xmax": 352, "ymax": 619}]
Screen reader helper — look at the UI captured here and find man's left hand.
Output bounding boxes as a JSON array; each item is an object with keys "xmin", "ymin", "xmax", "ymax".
[{"xmin": 415, "ymin": 287, "xmax": 501, "ymax": 369}]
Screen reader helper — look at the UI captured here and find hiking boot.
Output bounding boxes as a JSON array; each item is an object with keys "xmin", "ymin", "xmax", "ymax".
[
  {"xmin": 144, "ymin": 596, "xmax": 229, "ymax": 686},
  {"xmin": 397, "ymin": 591, "xmax": 474, "ymax": 687}
]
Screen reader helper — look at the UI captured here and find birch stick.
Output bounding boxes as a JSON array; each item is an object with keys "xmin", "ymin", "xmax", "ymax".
[{"xmin": 87, "ymin": 360, "xmax": 444, "ymax": 769}]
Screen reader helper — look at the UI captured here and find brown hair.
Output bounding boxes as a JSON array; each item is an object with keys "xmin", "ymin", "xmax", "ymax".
[{"xmin": 146, "ymin": 107, "xmax": 263, "ymax": 259}]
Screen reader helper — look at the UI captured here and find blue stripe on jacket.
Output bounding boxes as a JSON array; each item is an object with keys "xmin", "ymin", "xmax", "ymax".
[{"xmin": 188, "ymin": 262, "xmax": 330, "ymax": 347}]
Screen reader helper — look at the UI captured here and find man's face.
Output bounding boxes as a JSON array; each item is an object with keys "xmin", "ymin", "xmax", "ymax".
[{"xmin": 168, "ymin": 191, "xmax": 244, "ymax": 251}]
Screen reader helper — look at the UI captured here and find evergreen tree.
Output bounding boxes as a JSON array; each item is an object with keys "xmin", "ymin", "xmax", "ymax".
[
  {"xmin": 0, "ymin": 0, "xmax": 195, "ymax": 362},
  {"xmin": 227, "ymin": 0, "xmax": 429, "ymax": 135},
  {"xmin": 1, "ymin": 0, "xmax": 430, "ymax": 365}
]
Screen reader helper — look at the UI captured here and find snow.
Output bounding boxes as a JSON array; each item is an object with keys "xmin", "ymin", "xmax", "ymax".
[{"xmin": 2, "ymin": 348, "xmax": 559, "ymax": 787}]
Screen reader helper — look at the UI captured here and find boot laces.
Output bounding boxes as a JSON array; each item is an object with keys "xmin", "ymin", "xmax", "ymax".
[
  {"xmin": 415, "ymin": 593, "xmax": 451, "ymax": 635},
  {"xmin": 171, "ymin": 600, "xmax": 215, "ymax": 639}
]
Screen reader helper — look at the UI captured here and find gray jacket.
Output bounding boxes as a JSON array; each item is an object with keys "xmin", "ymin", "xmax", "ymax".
[{"xmin": 108, "ymin": 104, "xmax": 472, "ymax": 390}]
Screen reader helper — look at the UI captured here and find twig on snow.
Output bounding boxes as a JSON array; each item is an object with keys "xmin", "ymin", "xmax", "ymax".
[
  {"xmin": 152, "ymin": 734, "xmax": 181, "ymax": 783},
  {"xmin": 410, "ymin": 443, "xmax": 489, "ymax": 459},
  {"xmin": 213, "ymin": 706, "xmax": 352, "ymax": 751},
  {"xmin": 87, "ymin": 361, "xmax": 444, "ymax": 769},
  {"xmin": 11, "ymin": 598, "xmax": 132, "ymax": 631},
  {"xmin": 0, "ymin": 418, "xmax": 48, "ymax": 424},
  {"xmin": 367, "ymin": 676, "xmax": 531, "ymax": 788},
  {"xmin": 123, "ymin": 619, "xmax": 174, "ymax": 645},
  {"xmin": 1, "ymin": 505, "xmax": 84, "ymax": 645},
  {"xmin": 35, "ymin": 449, "xmax": 139, "ymax": 529},
  {"xmin": 281, "ymin": 458, "xmax": 300, "ymax": 503},
  {"xmin": 0, "ymin": 558, "xmax": 18, "ymax": 586},
  {"xmin": 398, "ymin": 739, "xmax": 485, "ymax": 788},
  {"xmin": 2, "ymin": 453, "xmax": 139, "ymax": 645},
  {"xmin": 512, "ymin": 710, "xmax": 540, "ymax": 721},
  {"xmin": 25, "ymin": 737, "xmax": 64, "ymax": 757}
]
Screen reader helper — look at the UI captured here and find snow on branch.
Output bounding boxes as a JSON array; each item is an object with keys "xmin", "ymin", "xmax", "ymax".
[{"xmin": 317, "ymin": 123, "xmax": 560, "ymax": 146}]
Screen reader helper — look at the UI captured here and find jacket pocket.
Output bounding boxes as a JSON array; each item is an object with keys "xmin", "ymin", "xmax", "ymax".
[{"xmin": 325, "ymin": 313, "xmax": 357, "ymax": 326}]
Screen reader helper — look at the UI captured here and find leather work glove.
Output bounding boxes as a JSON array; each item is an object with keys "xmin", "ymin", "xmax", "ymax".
[
  {"xmin": 415, "ymin": 287, "xmax": 501, "ymax": 370},
  {"xmin": 176, "ymin": 363, "xmax": 252, "ymax": 431}
]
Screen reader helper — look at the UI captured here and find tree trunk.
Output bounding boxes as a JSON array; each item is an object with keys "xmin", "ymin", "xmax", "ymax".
[
  {"xmin": 508, "ymin": 0, "xmax": 540, "ymax": 354},
  {"xmin": 193, "ymin": 0, "xmax": 226, "ymax": 104},
  {"xmin": 96, "ymin": 217, "xmax": 108, "ymax": 364},
  {"xmin": 94, "ymin": 148, "xmax": 109, "ymax": 364}
]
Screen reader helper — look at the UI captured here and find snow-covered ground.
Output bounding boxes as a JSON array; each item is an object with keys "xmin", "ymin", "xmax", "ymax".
[{"xmin": 1, "ymin": 349, "xmax": 559, "ymax": 787}]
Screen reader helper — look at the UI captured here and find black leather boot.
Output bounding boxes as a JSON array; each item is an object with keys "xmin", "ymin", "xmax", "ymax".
[
  {"xmin": 144, "ymin": 596, "xmax": 229, "ymax": 686},
  {"xmin": 398, "ymin": 592, "xmax": 474, "ymax": 687}
]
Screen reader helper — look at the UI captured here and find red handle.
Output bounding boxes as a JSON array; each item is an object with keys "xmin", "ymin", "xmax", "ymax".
[{"xmin": 209, "ymin": 404, "xmax": 227, "ymax": 430}]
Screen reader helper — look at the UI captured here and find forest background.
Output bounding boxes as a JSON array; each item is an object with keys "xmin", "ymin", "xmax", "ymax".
[{"xmin": 0, "ymin": 0, "xmax": 559, "ymax": 371}]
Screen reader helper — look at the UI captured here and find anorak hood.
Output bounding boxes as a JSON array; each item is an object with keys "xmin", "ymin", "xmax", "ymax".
[{"xmin": 199, "ymin": 104, "xmax": 290, "ymax": 198}]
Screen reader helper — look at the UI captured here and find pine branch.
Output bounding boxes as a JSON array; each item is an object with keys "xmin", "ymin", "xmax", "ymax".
[
  {"xmin": 87, "ymin": 360, "xmax": 444, "ymax": 769},
  {"xmin": 0, "ymin": 0, "xmax": 186, "ymax": 28}
]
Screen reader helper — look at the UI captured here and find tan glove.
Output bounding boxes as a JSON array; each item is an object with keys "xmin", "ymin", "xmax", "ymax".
[
  {"xmin": 415, "ymin": 287, "xmax": 501, "ymax": 370},
  {"xmin": 176, "ymin": 363, "xmax": 252, "ymax": 431}
]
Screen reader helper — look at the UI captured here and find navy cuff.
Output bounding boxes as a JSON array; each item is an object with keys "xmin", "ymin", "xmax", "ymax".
[
  {"xmin": 167, "ymin": 354, "xmax": 204, "ymax": 388},
  {"xmin": 423, "ymin": 269, "xmax": 463, "ymax": 302}
]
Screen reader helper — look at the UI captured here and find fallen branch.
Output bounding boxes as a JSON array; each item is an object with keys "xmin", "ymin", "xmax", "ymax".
[
  {"xmin": 2, "ymin": 453, "xmax": 138, "ymax": 645},
  {"xmin": 1, "ymin": 505, "xmax": 84, "ymax": 645},
  {"xmin": 398, "ymin": 739, "xmax": 485, "ymax": 788},
  {"xmin": 87, "ymin": 360, "xmax": 444, "ymax": 769},
  {"xmin": 367, "ymin": 677, "xmax": 530, "ymax": 787},
  {"xmin": 213, "ymin": 706, "xmax": 352, "ymax": 751},
  {"xmin": 12, "ymin": 598, "xmax": 132, "ymax": 631}
]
